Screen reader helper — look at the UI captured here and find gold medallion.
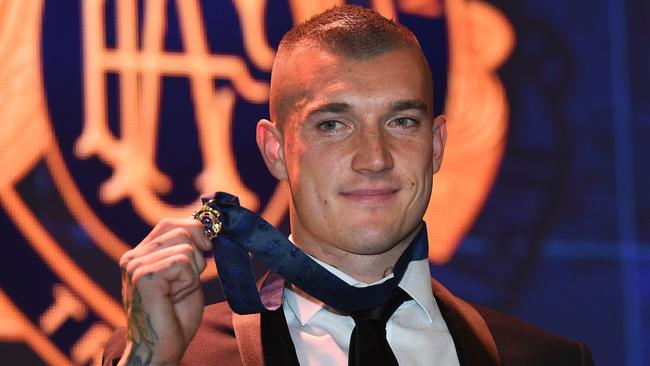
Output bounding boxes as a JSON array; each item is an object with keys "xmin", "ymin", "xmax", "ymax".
[{"xmin": 193, "ymin": 200, "xmax": 222, "ymax": 240}]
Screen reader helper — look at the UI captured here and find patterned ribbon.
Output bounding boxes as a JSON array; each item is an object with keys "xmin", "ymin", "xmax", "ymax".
[{"xmin": 204, "ymin": 192, "xmax": 429, "ymax": 314}]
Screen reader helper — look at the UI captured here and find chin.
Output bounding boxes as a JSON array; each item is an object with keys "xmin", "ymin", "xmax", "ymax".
[
  {"xmin": 350, "ymin": 214, "xmax": 397, "ymax": 232},
  {"xmin": 341, "ymin": 225, "xmax": 402, "ymax": 254},
  {"xmin": 348, "ymin": 238, "xmax": 402, "ymax": 256}
]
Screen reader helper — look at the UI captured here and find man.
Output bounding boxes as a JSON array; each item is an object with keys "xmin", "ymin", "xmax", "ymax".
[{"xmin": 104, "ymin": 5, "xmax": 594, "ymax": 366}]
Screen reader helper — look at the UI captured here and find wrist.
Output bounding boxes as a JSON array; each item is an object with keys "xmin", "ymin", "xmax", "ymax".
[{"xmin": 117, "ymin": 341, "xmax": 179, "ymax": 366}]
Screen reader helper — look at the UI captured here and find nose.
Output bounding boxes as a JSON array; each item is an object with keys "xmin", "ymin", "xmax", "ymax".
[{"xmin": 351, "ymin": 125, "xmax": 394, "ymax": 175}]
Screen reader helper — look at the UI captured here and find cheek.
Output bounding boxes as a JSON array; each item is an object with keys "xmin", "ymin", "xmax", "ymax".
[
  {"xmin": 283, "ymin": 134, "xmax": 307, "ymax": 182},
  {"xmin": 285, "ymin": 141, "xmax": 329, "ymax": 194},
  {"xmin": 299, "ymin": 145, "xmax": 338, "ymax": 183},
  {"xmin": 396, "ymin": 138, "xmax": 434, "ymax": 173},
  {"xmin": 296, "ymin": 145, "xmax": 348, "ymax": 209}
]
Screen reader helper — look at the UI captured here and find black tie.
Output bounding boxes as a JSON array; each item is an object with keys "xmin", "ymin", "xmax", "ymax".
[{"xmin": 348, "ymin": 287, "xmax": 411, "ymax": 366}]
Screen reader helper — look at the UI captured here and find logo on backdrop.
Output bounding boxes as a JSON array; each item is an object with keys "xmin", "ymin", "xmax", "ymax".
[{"xmin": 0, "ymin": 0, "xmax": 512, "ymax": 364}]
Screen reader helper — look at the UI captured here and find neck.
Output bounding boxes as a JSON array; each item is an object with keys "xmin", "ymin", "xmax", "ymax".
[{"xmin": 291, "ymin": 226, "xmax": 419, "ymax": 284}]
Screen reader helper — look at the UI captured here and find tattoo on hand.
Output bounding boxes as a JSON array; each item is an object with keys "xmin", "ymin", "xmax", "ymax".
[{"xmin": 125, "ymin": 288, "xmax": 158, "ymax": 366}]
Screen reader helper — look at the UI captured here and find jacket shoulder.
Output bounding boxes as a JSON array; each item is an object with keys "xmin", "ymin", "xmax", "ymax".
[
  {"xmin": 102, "ymin": 301, "xmax": 242, "ymax": 366},
  {"xmin": 473, "ymin": 304, "xmax": 594, "ymax": 366}
]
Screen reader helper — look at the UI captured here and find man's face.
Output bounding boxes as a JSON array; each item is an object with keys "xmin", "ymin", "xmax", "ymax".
[{"xmin": 266, "ymin": 45, "xmax": 443, "ymax": 259}]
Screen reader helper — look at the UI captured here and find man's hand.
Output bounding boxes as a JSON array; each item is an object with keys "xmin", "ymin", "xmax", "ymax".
[{"xmin": 117, "ymin": 218, "xmax": 213, "ymax": 366}]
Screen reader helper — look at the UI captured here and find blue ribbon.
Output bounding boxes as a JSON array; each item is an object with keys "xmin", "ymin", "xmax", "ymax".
[{"xmin": 205, "ymin": 192, "xmax": 429, "ymax": 314}]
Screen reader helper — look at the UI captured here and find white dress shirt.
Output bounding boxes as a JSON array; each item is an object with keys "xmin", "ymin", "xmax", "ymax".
[{"xmin": 282, "ymin": 256, "xmax": 461, "ymax": 365}]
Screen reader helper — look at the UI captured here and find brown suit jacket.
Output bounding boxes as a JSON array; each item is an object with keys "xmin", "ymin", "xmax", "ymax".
[{"xmin": 103, "ymin": 279, "xmax": 594, "ymax": 365}]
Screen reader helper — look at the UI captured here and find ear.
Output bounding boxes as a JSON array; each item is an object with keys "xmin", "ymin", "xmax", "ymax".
[
  {"xmin": 432, "ymin": 115, "xmax": 447, "ymax": 173},
  {"xmin": 256, "ymin": 119, "xmax": 288, "ymax": 180}
]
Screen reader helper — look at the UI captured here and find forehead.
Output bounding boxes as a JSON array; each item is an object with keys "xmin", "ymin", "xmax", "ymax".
[{"xmin": 270, "ymin": 45, "xmax": 433, "ymax": 123}]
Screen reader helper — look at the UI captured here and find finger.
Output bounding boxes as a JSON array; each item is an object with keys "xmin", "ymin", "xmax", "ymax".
[
  {"xmin": 139, "ymin": 226, "xmax": 204, "ymax": 254},
  {"xmin": 126, "ymin": 244, "xmax": 204, "ymax": 286},
  {"xmin": 133, "ymin": 253, "xmax": 200, "ymax": 302},
  {"xmin": 122, "ymin": 228, "xmax": 207, "ymax": 276},
  {"xmin": 144, "ymin": 228, "xmax": 207, "ymax": 275},
  {"xmin": 142, "ymin": 228, "xmax": 206, "ymax": 271},
  {"xmin": 169, "ymin": 281, "xmax": 201, "ymax": 304},
  {"xmin": 143, "ymin": 218, "xmax": 213, "ymax": 251}
]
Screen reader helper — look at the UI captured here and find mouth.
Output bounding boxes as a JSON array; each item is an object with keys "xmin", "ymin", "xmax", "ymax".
[{"xmin": 340, "ymin": 187, "xmax": 400, "ymax": 204}]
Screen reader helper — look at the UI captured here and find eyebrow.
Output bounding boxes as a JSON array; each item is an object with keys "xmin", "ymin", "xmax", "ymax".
[
  {"xmin": 388, "ymin": 99, "xmax": 429, "ymax": 113},
  {"xmin": 305, "ymin": 102, "xmax": 351, "ymax": 119},
  {"xmin": 304, "ymin": 99, "xmax": 429, "ymax": 120}
]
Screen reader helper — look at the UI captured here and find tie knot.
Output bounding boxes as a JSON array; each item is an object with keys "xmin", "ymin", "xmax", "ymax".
[{"xmin": 348, "ymin": 287, "xmax": 411, "ymax": 325}]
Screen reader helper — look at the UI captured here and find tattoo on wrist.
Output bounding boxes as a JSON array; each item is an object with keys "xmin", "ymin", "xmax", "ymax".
[{"xmin": 125, "ymin": 288, "xmax": 158, "ymax": 366}]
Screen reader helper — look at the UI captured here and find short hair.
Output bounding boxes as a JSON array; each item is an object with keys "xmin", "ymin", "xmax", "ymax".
[{"xmin": 278, "ymin": 5, "xmax": 421, "ymax": 59}]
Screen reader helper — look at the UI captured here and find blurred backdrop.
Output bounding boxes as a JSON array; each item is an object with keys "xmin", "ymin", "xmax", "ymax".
[{"xmin": 0, "ymin": 0, "xmax": 647, "ymax": 365}]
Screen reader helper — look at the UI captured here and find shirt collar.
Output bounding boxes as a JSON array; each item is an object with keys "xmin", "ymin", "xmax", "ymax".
[{"xmin": 283, "ymin": 236, "xmax": 436, "ymax": 326}]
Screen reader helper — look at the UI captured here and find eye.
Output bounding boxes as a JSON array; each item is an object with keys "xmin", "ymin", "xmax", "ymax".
[
  {"xmin": 390, "ymin": 117, "xmax": 419, "ymax": 129},
  {"xmin": 317, "ymin": 120, "xmax": 345, "ymax": 132}
]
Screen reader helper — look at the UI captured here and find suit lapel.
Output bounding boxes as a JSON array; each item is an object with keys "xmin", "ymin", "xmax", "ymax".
[
  {"xmin": 232, "ymin": 312, "xmax": 264, "ymax": 366},
  {"xmin": 232, "ymin": 308, "xmax": 301, "ymax": 366},
  {"xmin": 431, "ymin": 279, "xmax": 502, "ymax": 366}
]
